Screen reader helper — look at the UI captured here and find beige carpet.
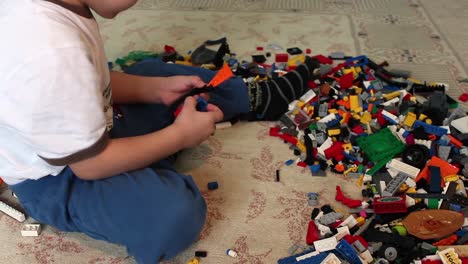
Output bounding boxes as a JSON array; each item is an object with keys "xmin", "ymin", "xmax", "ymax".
[{"xmin": 1, "ymin": 1, "xmax": 467, "ymax": 264}]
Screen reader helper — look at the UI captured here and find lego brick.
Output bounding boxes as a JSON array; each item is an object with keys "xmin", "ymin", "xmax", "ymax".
[
  {"xmin": 386, "ymin": 159, "xmax": 420, "ymax": 179},
  {"xmin": 372, "ymin": 196, "xmax": 407, "ymax": 214},
  {"xmin": 314, "ymin": 237, "xmax": 337, "ymax": 253},
  {"xmin": 413, "ymin": 120, "xmax": 448, "ymax": 136},
  {"xmin": 356, "ymin": 128, "xmax": 405, "ymax": 163},
  {"xmin": 429, "ymin": 166, "xmax": 442, "ymax": 193},
  {"xmin": 437, "ymin": 248, "xmax": 462, "ymax": 264},
  {"xmin": 452, "ymin": 116, "xmax": 468, "ymax": 133},
  {"xmin": 416, "ymin": 156, "xmax": 459, "ymax": 184},
  {"xmin": 320, "ymin": 253, "xmax": 341, "ymax": 264},
  {"xmin": 381, "ymin": 173, "xmax": 408, "ymax": 197},
  {"xmin": 334, "ymin": 239, "xmax": 362, "ymax": 264},
  {"xmin": 21, "ymin": 224, "xmax": 41, "ymax": 237},
  {"xmin": 0, "ymin": 201, "xmax": 26, "ymax": 222}
]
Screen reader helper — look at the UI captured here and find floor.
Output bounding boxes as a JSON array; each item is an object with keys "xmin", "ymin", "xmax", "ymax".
[{"xmin": 0, "ymin": 1, "xmax": 467, "ymax": 263}]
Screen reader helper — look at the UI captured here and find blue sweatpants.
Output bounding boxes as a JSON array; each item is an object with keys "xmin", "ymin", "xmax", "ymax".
[{"xmin": 9, "ymin": 59, "xmax": 249, "ymax": 264}]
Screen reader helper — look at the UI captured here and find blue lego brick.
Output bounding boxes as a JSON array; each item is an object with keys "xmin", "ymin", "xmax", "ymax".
[
  {"xmin": 334, "ymin": 240, "xmax": 362, "ymax": 264},
  {"xmin": 277, "ymin": 250, "xmax": 329, "ymax": 264},
  {"xmin": 345, "ymin": 55, "xmax": 368, "ymax": 68},
  {"xmin": 383, "ymin": 85, "xmax": 401, "ymax": 91},
  {"xmin": 428, "ymin": 166, "xmax": 442, "ymax": 193},
  {"xmin": 344, "ymin": 152, "xmax": 359, "ymax": 162},
  {"xmin": 413, "ymin": 120, "xmax": 448, "ymax": 137},
  {"xmin": 285, "ymin": 159, "xmax": 295, "ymax": 166},
  {"xmin": 196, "ymin": 97, "xmax": 208, "ymax": 112}
]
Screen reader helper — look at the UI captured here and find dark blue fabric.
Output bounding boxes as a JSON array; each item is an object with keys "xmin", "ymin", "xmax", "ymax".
[
  {"xmin": 124, "ymin": 58, "xmax": 250, "ymax": 120},
  {"xmin": 9, "ymin": 59, "xmax": 250, "ymax": 264}
]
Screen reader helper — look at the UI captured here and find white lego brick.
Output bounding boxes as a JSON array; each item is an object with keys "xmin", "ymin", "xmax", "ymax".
[
  {"xmin": 415, "ymin": 139, "xmax": 432, "ymax": 150},
  {"xmin": 300, "ymin": 89, "xmax": 317, "ymax": 103},
  {"xmin": 452, "ymin": 116, "xmax": 468, "ymax": 133},
  {"xmin": 438, "ymin": 248, "xmax": 462, "ymax": 264},
  {"xmin": 315, "ymin": 221, "xmax": 332, "ymax": 236},
  {"xmin": 379, "ymin": 181, "xmax": 387, "ymax": 195},
  {"xmin": 288, "ymin": 100, "xmax": 300, "ymax": 111},
  {"xmin": 339, "ymin": 215, "xmax": 358, "ymax": 229},
  {"xmin": 381, "ymin": 110, "xmax": 399, "ymax": 124},
  {"xmin": 386, "ymin": 159, "xmax": 420, "ymax": 179},
  {"xmin": 318, "ymin": 113, "xmax": 337, "ymax": 124},
  {"xmin": 405, "ymin": 177, "xmax": 416, "ymax": 188},
  {"xmin": 215, "ymin": 122, "xmax": 232, "ymax": 130},
  {"xmin": 313, "ymin": 237, "xmax": 337, "ymax": 253},
  {"xmin": 380, "ymin": 97, "xmax": 399, "ymax": 106},
  {"xmin": 334, "ymin": 226, "xmax": 350, "ymax": 241},
  {"xmin": 296, "ymin": 250, "xmax": 320, "ymax": 261},
  {"xmin": 317, "ymin": 137, "xmax": 333, "ymax": 157},
  {"xmin": 320, "ymin": 253, "xmax": 341, "ymax": 264},
  {"xmin": 360, "ymin": 250, "xmax": 373, "ymax": 263},
  {"xmin": 363, "ymin": 81, "xmax": 372, "ymax": 89},
  {"xmin": 0, "ymin": 201, "xmax": 26, "ymax": 222},
  {"xmin": 21, "ymin": 224, "xmax": 41, "ymax": 237},
  {"xmin": 387, "ymin": 168, "xmax": 399, "ymax": 178},
  {"xmin": 315, "ymin": 211, "xmax": 324, "ymax": 221},
  {"xmin": 406, "ymin": 195, "xmax": 416, "ymax": 207}
]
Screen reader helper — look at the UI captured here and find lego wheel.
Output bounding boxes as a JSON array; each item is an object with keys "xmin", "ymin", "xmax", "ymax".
[{"xmin": 401, "ymin": 144, "xmax": 429, "ymax": 169}]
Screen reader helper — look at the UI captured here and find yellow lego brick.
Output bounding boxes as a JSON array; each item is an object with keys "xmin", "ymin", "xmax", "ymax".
[
  {"xmin": 444, "ymin": 175, "xmax": 459, "ymax": 183},
  {"xmin": 296, "ymin": 141, "xmax": 306, "ymax": 152},
  {"xmin": 343, "ymin": 68, "xmax": 357, "ymax": 78},
  {"xmin": 297, "ymin": 101, "xmax": 305, "ymax": 108},
  {"xmin": 342, "ymin": 143, "xmax": 353, "ymax": 151},
  {"xmin": 382, "ymin": 91, "xmax": 401, "ymax": 100},
  {"xmin": 175, "ymin": 60, "xmax": 193, "ymax": 66},
  {"xmin": 328, "ymin": 128, "xmax": 341, "ymax": 136},
  {"xmin": 360, "ymin": 112, "xmax": 372, "ymax": 124},
  {"xmin": 408, "ymin": 78, "xmax": 422, "ymax": 84},
  {"xmin": 403, "ymin": 112, "xmax": 417, "ymax": 127},
  {"xmin": 287, "ymin": 54, "xmax": 305, "ymax": 68},
  {"xmin": 349, "ymin": 95, "xmax": 361, "ymax": 113},
  {"xmin": 187, "ymin": 258, "xmax": 200, "ymax": 264},
  {"xmin": 352, "ymin": 113, "xmax": 361, "ymax": 120},
  {"xmin": 353, "ymin": 86, "xmax": 363, "ymax": 95},
  {"xmin": 356, "ymin": 216, "xmax": 365, "ymax": 226},
  {"xmin": 418, "ymin": 113, "xmax": 427, "ymax": 121},
  {"xmin": 328, "ymin": 109, "xmax": 338, "ymax": 114}
]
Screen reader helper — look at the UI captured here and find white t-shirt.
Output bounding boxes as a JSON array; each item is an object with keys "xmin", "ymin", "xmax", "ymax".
[{"xmin": 0, "ymin": 0, "xmax": 113, "ymax": 185}]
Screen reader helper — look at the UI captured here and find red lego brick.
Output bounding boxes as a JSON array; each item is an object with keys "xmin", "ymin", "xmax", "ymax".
[
  {"xmin": 164, "ymin": 45, "xmax": 176, "ymax": 53},
  {"xmin": 372, "ymin": 196, "xmax": 407, "ymax": 214},
  {"xmin": 340, "ymin": 72, "xmax": 354, "ymax": 89},
  {"xmin": 336, "ymin": 186, "xmax": 362, "ymax": 208},
  {"xmin": 275, "ymin": 53, "xmax": 289, "ymax": 63},
  {"xmin": 312, "ymin": 54, "xmax": 333, "ymax": 64},
  {"xmin": 324, "ymin": 142, "xmax": 344, "ymax": 161},
  {"xmin": 306, "ymin": 220, "xmax": 320, "ymax": 245},
  {"xmin": 256, "ymin": 46, "xmax": 264, "ymax": 51},
  {"xmin": 459, "ymin": 93, "xmax": 468, "ymax": 102},
  {"xmin": 306, "ymin": 48, "xmax": 312, "ymax": 54},
  {"xmin": 297, "ymin": 161, "xmax": 307, "ymax": 168},
  {"xmin": 269, "ymin": 127, "xmax": 280, "ymax": 137}
]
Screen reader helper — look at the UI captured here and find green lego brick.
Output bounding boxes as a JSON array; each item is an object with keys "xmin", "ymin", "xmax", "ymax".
[
  {"xmin": 367, "ymin": 157, "xmax": 392, "ymax": 176},
  {"xmin": 309, "ymin": 123, "xmax": 318, "ymax": 131},
  {"xmin": 356, "ymin": 128, "xmax": 405, "ymax": 163},
  {"xmin": 428, "ymin": 198, "xmax": 439, "ymax": 209}
]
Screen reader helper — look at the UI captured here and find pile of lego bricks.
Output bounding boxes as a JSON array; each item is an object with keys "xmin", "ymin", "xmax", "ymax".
[
  {"xmin": 260, "ymin": 52, "xmax": 468, "ymax": 263},
  {"xmin": 112, "ymin": 43, "xmax": 468, "ymax": 263}
]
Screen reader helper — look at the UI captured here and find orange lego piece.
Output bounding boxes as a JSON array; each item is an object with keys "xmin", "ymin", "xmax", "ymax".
[
  {"xmin": 448, "ymin": 135, "xmax": 463, "ymax": 148},
  {"xmin": 433, "ymin": 234, "xmax": 458, "ymax": 246},
  {"xmin": 207, "ymin": 63, "xmax": 234, "ymax": 87},
  {"xmin": 416, "ymin": 156, "xmax": 459, "ymax": 186}
]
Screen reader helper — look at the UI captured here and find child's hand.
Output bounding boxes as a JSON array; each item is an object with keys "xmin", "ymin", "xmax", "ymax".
[
  {"xmin": 157, "ymin": 76, "xmax": 208, "ymax": 105},
  {"xmin": 173, "ymin": 96, "xmax": 224, "ymax": 148}
]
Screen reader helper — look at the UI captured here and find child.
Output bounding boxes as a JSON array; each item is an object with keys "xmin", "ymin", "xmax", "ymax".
[{"xmin": 0, "ymin": 1, "xmax": 319, "ymax": 263}]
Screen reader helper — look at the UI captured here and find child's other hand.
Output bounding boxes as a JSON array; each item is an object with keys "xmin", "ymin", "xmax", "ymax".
[
  {"xmin": 157, "ymin": 76, "xmax": 208, "ymax": 105},
  {"xmin": 173, "ymin": 96, "xmax": 224, "ymax": 148}
]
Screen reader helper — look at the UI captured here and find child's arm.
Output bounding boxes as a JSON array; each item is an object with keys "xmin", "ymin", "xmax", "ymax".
[
  {"xmin": 69, "ymin": 97, "xmax": 223, "ymax": 180},
  {"xmin": 110, "ymin": 71, "xmax": 207, "ymax": 105}
]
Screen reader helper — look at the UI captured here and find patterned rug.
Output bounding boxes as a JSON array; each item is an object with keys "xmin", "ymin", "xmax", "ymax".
[{"xmin": 1, "ymin": 1, "xmax": 467, "ymax": 263}]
